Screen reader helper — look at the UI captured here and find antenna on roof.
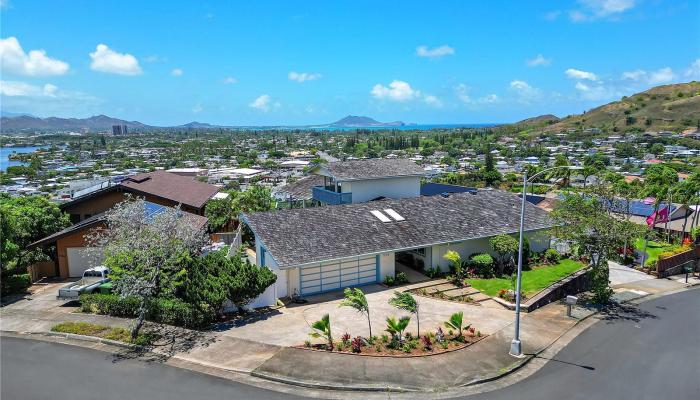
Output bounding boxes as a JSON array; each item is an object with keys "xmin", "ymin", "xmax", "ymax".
[{"xmin": 370, "ymin": 210, "xmax": 391, "ymax": 223}]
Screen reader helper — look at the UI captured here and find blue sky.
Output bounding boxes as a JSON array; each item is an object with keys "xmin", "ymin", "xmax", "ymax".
[{"xmin": 1, "ymin": 0, "xmax": 699, "ymax": 126}]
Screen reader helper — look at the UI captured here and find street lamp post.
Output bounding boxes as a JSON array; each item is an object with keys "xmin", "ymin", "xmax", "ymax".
[{"xmin": 510, "ymin": 165, "xmax": 581, "ymax": 357}]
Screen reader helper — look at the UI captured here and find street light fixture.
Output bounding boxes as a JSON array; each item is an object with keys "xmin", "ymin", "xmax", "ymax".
[{"xmin": 509, "ymin": 165, "xmax": 583, "ymax": 358}]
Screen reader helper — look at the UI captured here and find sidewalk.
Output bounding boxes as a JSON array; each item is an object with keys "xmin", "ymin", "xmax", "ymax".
[{"xmin": 2, "ymin": 276, "xmax": 697, "ymax": 392}]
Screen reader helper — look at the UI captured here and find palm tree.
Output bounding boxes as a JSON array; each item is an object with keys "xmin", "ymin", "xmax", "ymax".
[
  {"xmin": 548, "ymin": 154, "xmax": 571, "ymax": 188},
  {"xmin": 388, "ymin": 291, "xmax": 420, "ymax": 337},
  {"xmin": 385, "ymin": 316, "xmax": 410, "ymax": 343},
  {"xmin": 339, "ymin": 288, "xmax": 372, "ymax": 337},
  {"xmin": 444, "ymin": 311, "xmax": 471, "ymax": 338},
  {"xmin": 309, "ymin": 314, "xmax": 333, "ymax": 350}
]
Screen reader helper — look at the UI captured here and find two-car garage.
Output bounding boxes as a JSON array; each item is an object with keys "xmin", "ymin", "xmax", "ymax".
[{"xmin": 299, "ymin": 255, "xmax": 378, "ymax": 295}]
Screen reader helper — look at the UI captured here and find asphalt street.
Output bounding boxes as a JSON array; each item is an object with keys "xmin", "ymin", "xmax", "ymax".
[{"xmin": 1, "ymin": 288, "xmax": 698, "ymax": 400}]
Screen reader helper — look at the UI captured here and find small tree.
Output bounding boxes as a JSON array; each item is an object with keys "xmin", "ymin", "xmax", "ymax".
[
  {"xmin": 443, "ymin": 250, "xmax": 463, "ymax": 279},
  {"xmin": 339, "ymin": 288, "xmax": 372, "ymax": 337},
  {"xmin": 388, "ymin": 291, "xmax": 420, "ymax": 337},
  {"xmin": 444, "ymin": 311, "xmax": 470, "ymax": 338},
  {"xmin": 385, "ymin": 316, "xmax": 410, "ymax": 343},
  {"xmin": 204, "ymin": 194, "xmax": 234, "ymax": 232},
  {"xmin": 86, "ymin": 198, "xmax": 209, "ymax": 340},
  {"xmin": 226, "ymin": 258, "xmax": 277, "ymax": 311},
  {"xmin": 309, "ymin": 314, "xmax": 333, "ymax": 350},
  {"xmin": 489, "ymin": 234, "xmax": 519, "ymax": 276}
]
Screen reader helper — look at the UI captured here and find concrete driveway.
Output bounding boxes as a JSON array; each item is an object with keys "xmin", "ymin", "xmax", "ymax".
[
  {"xmin": 216, "ymin": 283, "xmax": 516, "ymax": 346},
  {"xmin": 608, "ymin": 261, "xmax": 655, "ymax": 286},
  {"xmin": 1, "ymin": 281, "xmax": 76, "ymax": 314}
]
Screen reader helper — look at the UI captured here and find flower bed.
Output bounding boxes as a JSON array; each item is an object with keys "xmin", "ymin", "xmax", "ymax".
[
  {"xmin": 51, "ymin": 321, "xmax": 157, "ymax": 345},
  {"xmin": 299, "ymin": 328, "xmax": 486, "ymax": 357}
]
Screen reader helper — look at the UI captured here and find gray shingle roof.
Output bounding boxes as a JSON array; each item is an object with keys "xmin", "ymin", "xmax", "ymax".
[
  {"xmin": 274, "ymin": 175, "xmax": 325, "ymax": 201},
  {"xmin": 319, "ymin": 158, "xmax": 424, "ymax": 181},
  {"xmin": 243, "ymin": 189, "xmax": 552, "ymax": 269}
]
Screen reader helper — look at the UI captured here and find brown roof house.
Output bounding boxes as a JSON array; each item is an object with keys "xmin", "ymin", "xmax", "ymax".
[{"xmin": 32, "ymin": 171, "xmax": 218, "ymax": 278}]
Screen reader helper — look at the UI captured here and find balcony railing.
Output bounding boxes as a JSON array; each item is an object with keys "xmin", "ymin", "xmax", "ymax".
[{"xmin": 313, "ymin": 186, "xmax": 352, "ymax": 205}]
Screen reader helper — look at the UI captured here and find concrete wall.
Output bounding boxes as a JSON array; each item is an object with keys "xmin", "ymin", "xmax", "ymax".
[{"xmin": 341, "ymin": 176, "xmax": 421, "ymax": 203}]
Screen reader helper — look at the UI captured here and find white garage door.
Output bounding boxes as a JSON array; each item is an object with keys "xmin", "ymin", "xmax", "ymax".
[
  {"xmin": 67, "ymin": 247, "xmax": 104, "ymax": 277},
  {"xmin": 300, "ymin": 255, "xmax": 377, "ymax": 295}
]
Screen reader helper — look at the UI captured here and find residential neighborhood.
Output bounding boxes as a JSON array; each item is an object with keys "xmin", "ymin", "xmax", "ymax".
[{"xmin": 2, "ymin": 2, "xmax": 700, "ymax": 400}]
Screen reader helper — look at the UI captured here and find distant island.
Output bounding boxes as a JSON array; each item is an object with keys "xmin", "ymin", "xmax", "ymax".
[{"xmin": 329, "ymin": 115, "xmax": 407, "ymax": 127}]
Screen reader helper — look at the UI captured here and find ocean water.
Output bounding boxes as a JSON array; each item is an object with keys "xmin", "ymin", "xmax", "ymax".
[
  {"xmin": 253, "ymin": 123, "xmax": 501, "ymax": 132},
  {"xmin": 1, "ymin": 146, "xmax": 41, "ymax": 172}
]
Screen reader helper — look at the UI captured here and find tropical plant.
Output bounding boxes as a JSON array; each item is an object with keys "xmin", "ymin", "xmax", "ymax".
[
  {"xmin": 388, "ymin": 291, "xmax": 420, "ymax": 337},
  {"xmin": 339, "ymin": 287, "xmax": 372, "ymax": 337},
  {"xmin": 385, "ymin": 316, "xmax": 410, "ymax": 343},
  {"xmin": 489, "ymin": 234, "xmax": 519, "ymax": 276},
  {"xmin": 444, "ymin": 311, "xmax": 470, "ymax": 339},
  {"xmin": 309, "ymin": 314, "xmax": 333, "ymax": 350},
  {"xmin": 443, "ymin": 250, "xmax": 463, "ymax": 279},
  {"xmin": 469, "ymin": 253, "xmax": 495, "ymax": 277}
]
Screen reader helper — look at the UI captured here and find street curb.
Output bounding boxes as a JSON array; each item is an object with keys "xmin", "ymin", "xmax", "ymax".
[{"xmin": 3, "ymin": 284, "xmax": 698, "ymax": 395}]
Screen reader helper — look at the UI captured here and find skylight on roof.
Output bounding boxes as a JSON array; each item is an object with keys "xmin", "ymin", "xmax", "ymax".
[
  {"xmin": 383, "ymin": 208, "xmax": 405, "ymax": 222},
  {"xmin": 370, "ymin": 210, "xmax": 391, "ymax": 223}
]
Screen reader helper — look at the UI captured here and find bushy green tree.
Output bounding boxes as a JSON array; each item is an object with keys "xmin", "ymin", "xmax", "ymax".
[
  {"xmin": 489, "ymin": 234, "xmax": 519, "ymax": 276},
  {"xmin": 0, "ymin": 195, "xmax": 70, "ymax": 278},
  {"xmin": 204, "ymin": 193, "xmax": 234, "ymax": 232}
]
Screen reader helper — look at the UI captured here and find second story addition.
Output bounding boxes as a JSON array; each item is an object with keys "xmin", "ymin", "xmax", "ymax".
[{"xmin": 310, "ymin": 159, "xmax": 424, "ymax": 205}]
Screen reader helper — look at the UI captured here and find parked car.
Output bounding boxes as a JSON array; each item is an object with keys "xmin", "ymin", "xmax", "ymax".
[{"xmin": 57, "ymin": 266, "xmax": 110, "ymax": 300}]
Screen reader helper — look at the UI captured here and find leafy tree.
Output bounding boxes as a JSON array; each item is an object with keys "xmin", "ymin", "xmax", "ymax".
[
  {"xmin": 231, "ymin": 185, "xmax": 275, "ymax": 222},
  {"xmin": 489, "ymin": 234, "xmax": 519, "ymax": 276},
  {"xmin": 649, "ymin": 143, "xmax": 666, "ymax": 157},
  {"xmin": 551, "ymin": 192, "xmax": 644, "ymax": 303},
  {"xmin": 86, "ymin": 198, "xmax": 209, "ymax": 340},
  {"xmin": 443, "ymin": 250, "xmax": 463, "ymax": 279},
  {"xmin": 549, "ymin": 154, "xmax": 572, "ymax": 187},
  {"xmin": 444, "ymin": 311, "xmax": 469, "ymax": 338},
  {"xmin": 224, "ymin": 255, "xmax": 277, "ymax": 311},
  {"xmin": 388, "ymin": 291, "xmax": 420, "ymax": 337},
  {"xmin": 339, "ymin": 288, "xmax": 372, "ymax": 337},
  {"xmin": 639, "ymin": 164, "xmax": 677, "ymax": 268},
  {"xmin": 204, "ymin": 194, "xmax": 234, "ymax": 232},
  {"xmin": 385, "ymin": 316, "xmax": 410, "ymax": 343},
  {"xmin": 0, "ymin": 195, "xmax": 70, "ymax": 278},
  {"xmin": 309, "ymin": 314, "xmax": 333, "ymax": 350}
]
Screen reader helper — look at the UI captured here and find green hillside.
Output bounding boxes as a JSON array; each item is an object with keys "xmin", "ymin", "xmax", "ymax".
[{"xmin": 544, "ymin": 82, "xmax": 700, "ymax": 134}]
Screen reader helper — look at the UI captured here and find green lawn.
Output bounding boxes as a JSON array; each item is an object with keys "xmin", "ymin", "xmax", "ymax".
[
  {"xmin": 633, "ymin": 238, "xmax": 678, "ymax": 265},
  {"xmin": 466, "ymin": 259, "xmax": 586, "ymax": 297}
]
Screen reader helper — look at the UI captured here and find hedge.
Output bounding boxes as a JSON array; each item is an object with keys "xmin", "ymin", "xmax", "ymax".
[
  {"xmin": 79, "ymin": 293, "xmax": 215, "ymax": 329},
  {"xmin": 1, "ymin": 274, "xmax": 31, "ymax": 297}
]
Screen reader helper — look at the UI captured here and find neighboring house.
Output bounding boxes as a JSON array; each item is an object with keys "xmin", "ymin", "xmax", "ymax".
[
  {"xmin": 31, "ymin": 202, "xmax": 208, "ymax": 278},
  {"xmin": 242, "ymin": 189, "xmax": 552, "ymax": 302},
  {"xmin": 31, "ymin": 171, "xmax": 219, "ymax": 278},
  {"xmin": 61, "ymin": 170, "xmax": 220, "ymax": 222},
  {"xmin": 308, "ymin": 159, "xmax": 424, "ymax": 205}
]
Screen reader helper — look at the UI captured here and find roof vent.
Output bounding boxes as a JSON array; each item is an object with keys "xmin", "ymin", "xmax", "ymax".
[
  {"xmin": 370, "ymin": 210, "xmax": 391, "ymax": 223},
  {"xmin": 383, "ymin": 208, "xmax": 405, "ymax": 222}
]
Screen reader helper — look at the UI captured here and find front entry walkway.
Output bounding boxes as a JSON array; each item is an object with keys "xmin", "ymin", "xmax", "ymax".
[{"xmin": 395, "ymin": 262, "xmax": 431, "ymax": 283}]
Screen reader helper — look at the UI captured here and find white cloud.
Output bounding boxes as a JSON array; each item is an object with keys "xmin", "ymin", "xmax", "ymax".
[
  {"xmin": 621, "ymin": 67, "xmax": 675, "ymax": 84},
  {"xmin": 570, "ymin": 0, "xmax": 636, "ymax": 22},
  {"xmin": 0, "ymin": 80, "xmax": 99, "ymax": 116},
  {"xmin": 686, "ymin": 59, "xmax": 700, "ymax": 78},
  {"xmin": 455, "ymin": 83, "xmax": 472, "ymax": 103},
  {"xmin": 424, "ymin": 95, "xmax": 442, "ymax": 107},
  {"xmin": 192, "ymin": 104, "xmax": 203, "ymax": 113},
  {"xmin": 565, "ymin": 68, "xmax": 599, "ymax": 81},
  {"xmin": 526, "ymin": 54, "xmax": 551, "ymax": 67},
  {"xmin": 454, "ymin": 84, "xmax": 500, "ymax": 106},
  {"xmin": 510, "ymin": 80, "xmax": 542, "ymax": 103},
  {"xmin": 288, "ymin": 71, "xmax": 321, "ymax": 82},
  {"xmin": 89, "ymin": 44, "xmax": 142, "ymax": 76},
  {"xmin": 544, "ymin": 10, "xmax": 562, "ymax": 20},
  {"xmin": 0, "ymin": 37, "xmax": 69, "ymax": 76},
  {"xmin": 647, "ymin": 67, "xmax": 675, "ymax": 84},
  {"xmin": 222, "ymin": 76, "xmax": 238, "ymax": 84},
  {"xmin": 249, "ymin": 94, "xmax": 280, "ymax": 112},
  {"xmin": 143, "ymin": 55, "xmax": 165, "ymax": 63},
  {"xmin": 0, "ymin": 0, "xmax": 10, "ymax": 10},
  {"xmin": 416, "ymin": 45, "xmax": 455, "ymax": 58},
  {"xmin": 371, "ymin": 80, "xmax": 420, "ymax": 102},
  {"xmin": 170, "ymin": 68, "xmax": 183, "ymax": 77},
  {"xmin": 479, "ymin": 94, "xmax": 500, "ymax": 103}
]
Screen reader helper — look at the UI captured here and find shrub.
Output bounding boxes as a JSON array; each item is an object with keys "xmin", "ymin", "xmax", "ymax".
[
  {"xmin": 395, "ymin": 271, "xmax": 409, "ymax": 285},
  {"xmin": 351, "ymin": 336, "xmax": 363, "ymax": 353},
  {"xmin": 423, "ymin": 266, "xmax": 441, "ymax": 278},
  {"xmin": 1, "ymin": 274, "xmax": 31, "ymax": 297},
  {"xmin": 544, "ymin": 249, "xmax": 561, "ymax": 264},
  {"xmin": 469, "ymin": 253, "xmax": 494, "ymax": 277},
  {"xmin": 79, "ymin": 294, "xmax": 215, "ymax": 329},
  {"xmin": 383, "ymin": 275, "xmax": 396, "ymax": 286}
]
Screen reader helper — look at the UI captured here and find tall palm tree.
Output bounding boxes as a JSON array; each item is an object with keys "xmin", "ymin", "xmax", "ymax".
[
  {"xmin": 389, "ymin": 291, "xmax": 420, "ymax": 337},
  {"xmin": 339, "ymin": 288, "xmax": 372, "ymax": 337}
]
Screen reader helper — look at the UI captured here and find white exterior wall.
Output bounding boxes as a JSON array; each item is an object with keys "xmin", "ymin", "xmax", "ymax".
[
  {"xmin": 429, "ymin": 229, "xmax": 551, "ymax": 272},
  {"xmin": 341, "ymin": 176, "xmax": 420, "ymax": 203},
  {"xmin": 233, "ymin": 241, "xmax": 287, "ymax": 309},
  {"xmin": 379, "ymin": 252, "xmax": 395, "ymax": 281}
]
